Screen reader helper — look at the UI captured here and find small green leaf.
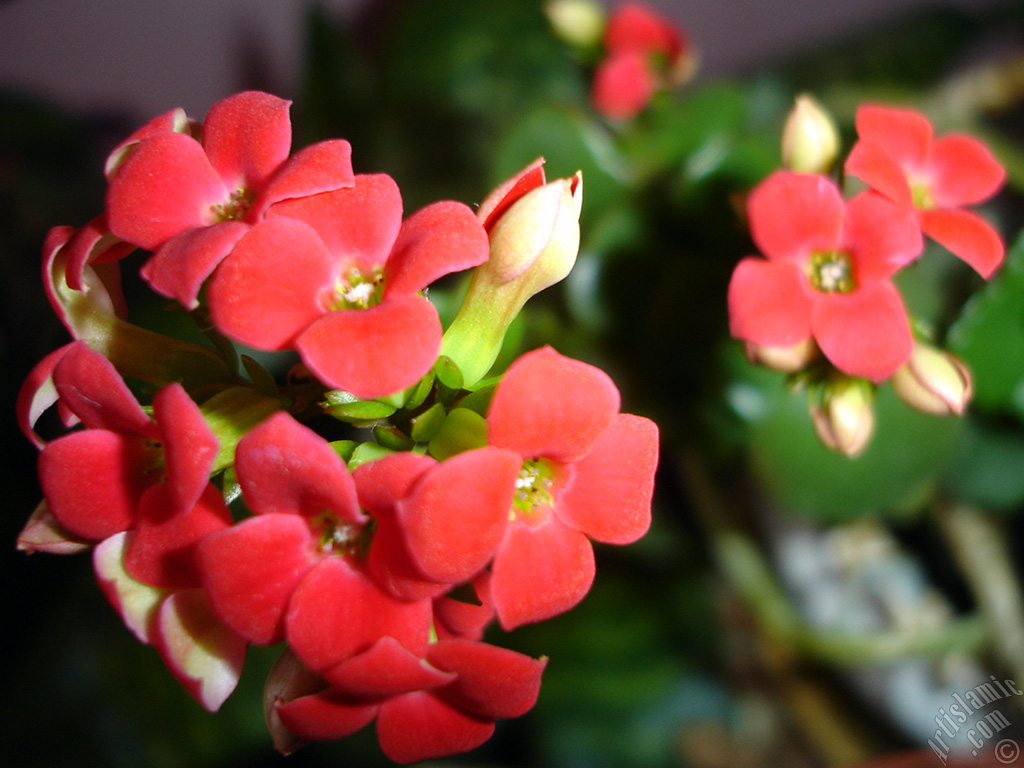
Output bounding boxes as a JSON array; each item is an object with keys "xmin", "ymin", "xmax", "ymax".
[
  {"xmin": 409, "ymin": 403, "xmax": 447, "ymax": 442},
  {"xmin": 373, "ymin": 425, "xmax": 416, "ymax": 452},
  {"xmin": 240, "ymin": 355, "xmax": 279, "ymax": 397},
  {"xmin": 348, "ymin": 442, "xmax": 394, "ymax": 470},
  {"xmin": 943, "ymin": 419, "xmax": 1024, "ymax": 511},
  {"xmin": 322, "ymin": 390, "xmax": 397, "ymax": 422},
  {"xmin": 428, "ymin": 407, "xmax": 489, "ymax": 461}
]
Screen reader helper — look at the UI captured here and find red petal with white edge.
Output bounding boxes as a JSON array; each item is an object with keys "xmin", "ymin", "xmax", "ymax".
[
  {"xmin": 94, "ymin": 532, "xmax": 168, "ymax": 643},
  {"xmin": 845, "ymin": 140, "xmax": 915, "ymax": 208},
  {"xmin": 106, "ymin": 132, "xmax": 227, "ymax": 250},
  {"xmin": 199, "ymin": 514, "xmax": 318, "ymax": 645},
  {"xmin": 854, "ymin": 104, "xmax": 933, "ymax": 169},
  {"xmin": 929, "ymin": 134, "xmax": 1005, "ymax": 207},
  {"xmin": 296, "ymin": 294, "xmax": 442, "ymax": 399},
  {"xmin": 325, "ymin": 636, "xmax": 454, "ymax": 696},
  {"xmin": 428, "ymin": 639, "xmax": 547, "ymax": 719},
  {"xmin": 254, "ymin": 139, "xmax": 355, "ymax": 217},
  {"xmin": 153, "ymin": 588, "xmax": 247, "ymax": 712},
  {"xmin": 64, "ymin": 215, "xmax": 134, "ymax": 291},
  {"xmin": 555, "ymin": 413, "xmax": 658, "ymax": 544},
  {"xmin": 727, "ymin": 257, "xmax": 813, "ymax": 347},
  {"xmin": 52, "ymin": 342, "xmax": 156, "ymax": 437},
  {"xmin": 154, "ymin": 383, "xmax": 220, "ymax": 514},
  {"xmin": 286, "ymin": 557, "xmax": 433, "ymax": 674},
  {"xmin": 377, "ymin": 691, "xmax": 495, "ymax": 765},
  {"xmin": 126, "ymin": 484, "xmax": 232, "ymax": 590},
  {"xmin": 488, "ymin": 346, "xmax": 620, "ymax": 462},
  {"xmin": 844, "ymin": 191, "xmax": 923, "ymax": 281},
  {"xmin": 40, "ymin": 430, "xmax": 151, "ymax": 541},
  {"xmin": 140, "ymin": 221, "xmax": 249, "ymax": 308},
  {"xmin": 384, "ymin": 201, "xmax": 490, "ymax": 296},
  {"xmin": 747, "ymin": 172, "xmax": 844, "ymax": 263},
  {"xmin": 276, "ymin": 690, "xmax": 379, "ymax": 743},
  {"xmin": 269, "ymin": 174, "xmax": 402, "ymax": 276},
  {"xmin": 812, "ymin": 281, "xmax": 913, "ymax": 382},
  {"xmin": 105, "ymin": 106, "xmax": 190, "ymax": 179},
  {"xmin": 17, "ymin": 343, "xmax": 72, "ymax": 448},
  {"xmin": 200, "ymin": 91, "xmax": 291, "ymax": 191},
  {"xmin": 234, "ymin": 411, "xmax": 363, "ymax": 522},
  {"xmin": 491, "ymin": 514, "xmax": 595, "ymax": 630},
  {"xmin": 920, "ymin": 207, "xmax": 1005, "ymax": 279},
  {"xmin": 591, "ymin": 50, "xmax": 656, "ymax": 121},
  {"xmin": 17, "ymin": 500, "xmax": 91, "ymax": 555},
  {"xmin": 478, "ymin": 157, "xmax": 546, "ymax": 231},
  {"xmin": 397, "ymin": 447, "xmax": 520, "ymax": 584},
  {"xmin": 353, "ymin": 451, "xmax": 436, "ymax": 516},
  {"xmin": 208, "ymin": 218, "xmax": 333, "ymax": 350}
]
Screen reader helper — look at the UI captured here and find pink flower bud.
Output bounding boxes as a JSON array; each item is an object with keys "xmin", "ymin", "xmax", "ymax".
[
  {"xmin": 809, "ymin": 377, "xmax": 875, "ymax": 458},
  {"xmin": 890, "ymin": 342, "xmax": 973, "ymax": 415},
  {"xmin": 782, "ymin": 95, "xmax": 840, "ymax": 174}
]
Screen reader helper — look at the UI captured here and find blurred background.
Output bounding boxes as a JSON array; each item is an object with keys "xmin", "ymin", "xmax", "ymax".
[{"xmin": 5, "ymin": 1, "xmax": 1024, "ymax": 767}]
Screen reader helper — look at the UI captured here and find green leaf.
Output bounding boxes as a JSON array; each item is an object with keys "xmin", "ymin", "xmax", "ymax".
[
  {"xmin": 322, "ymin": 390, "xmax": 397, "ymax": 422},
  {"xmin": 427, "ymin": 407, "xmax": 489, "ymax": 461},
  {"xmin": 943, "ymin": 418, "xmax": 1024, "ymax": 511},
  {"xmin": 409, "ymin": 402, "xmax": 447, "ymax": 442},
  {"xmin": 948, "ymin": 229, "xmax": 1024, "ymax": 413}
]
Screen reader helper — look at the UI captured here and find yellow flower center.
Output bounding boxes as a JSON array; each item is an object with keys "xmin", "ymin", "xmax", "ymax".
[
  {"xmin": 333, "ymin": 267, "xmax": 384, "ymax": 310},
  {"xmin": 211, "ymin": 187, "xmax": 254, "ymax": 222},
  {"xmin": 808, "ymin": 250, "xmax": 855, "ymax": 293}
]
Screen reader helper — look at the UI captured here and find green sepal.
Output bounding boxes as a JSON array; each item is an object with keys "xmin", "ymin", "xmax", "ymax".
[
  {"xmin": 404, "ymin": 371, "xmax": 436, "ymax": 410},
  {"xmin": 241, "ymin": 355, "xmax": 280, "ymax": 397},
  {"xmin": 374, "ymin": 425, "xmax": 416, "ymax": 451},
  {"xmin": 349, "ymin": 441, "xmax": 395, "ymax": 470},
  {"xmin": 409, "ymin": 402, "xmax": 447, "ymax": 442},
  {"xmin": 330, "ymin": 440, "xmax": 358, "ymax": 463},
  {"xmin": 200, "ymin": 387, "xmax": 283, "ymax": 473},
  {"xmin": 323, "ymin": 390, "xmax": 398, "ymax": 422},
  {"xmin": 427, "ymin": 407, "xmax": 489, "ymax": 461},
  {"xmin": 458, "ymin": 378, "xmax": 500, "ymax": 416},
  {"xmin": 433, "ymin": 356, "xmax": 464, "ymax": 391}
]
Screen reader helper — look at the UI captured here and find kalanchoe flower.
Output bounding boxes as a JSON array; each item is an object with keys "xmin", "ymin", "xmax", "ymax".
[
  {"xmin": 398, "ymin": 346, "xmax": 659, "ymax": 629},
  {"xmin": 728, "ymin": 171, "xmax": 923, "ymax": 382},
  {"xmin": 845, "ymin": 104, "xmax": 1006, "ymax": 278},
  {"xmin": 269, "ymin": 639, "xmax": 546, "ymax": 764},
  {"xmin": 106, "ymin": 91, "xmax": 356, "ymax": 308},
  {"xmin": 591, "ymin": 1, "xmax": 695, "ymax": 120},
  {"xmin": 441, "ymin": 159, "xmax": 583, "ymax": 387},
  {"xmin": 206, "ymin": 175, "xmax": 490, "ymax": 398}
]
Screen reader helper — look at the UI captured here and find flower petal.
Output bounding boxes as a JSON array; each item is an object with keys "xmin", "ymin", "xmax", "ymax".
[
  {"xmin": 325, "ymin": 636, "xmax": 455, "ymax": 696},
  {"xmin": 296, "ymin": 294, "xmax": 442, "ymax": 399},
  {"xmin": 427, "ymin": 639, "xmax": 547, "ymax": 719},
  {"xmin": 854, "ymin": 104, "xmax": 932, "ymax": 169},
  {"xmin": 154, "ymin": 383, "xmax": 220, "ymax": 514},
  {"xmin": 286, "ymin": 557, "xmax": 433, "ymax": 674},
  {"xmin": 199, "ymin": 513, "xmax": 318, "ymax": 645},
  {"xmin": 747, "ymin": 171, "xmax": 844, "ymax": 263},
  {"xmin": 234, "ymin": 411, "xmax": 363, "ymax": 522},
  {"xmin": 94, "ymin": 531, "xmax": 168, "ymax": 643},
  {"xmin": 929, "ymin": 134, "xmax": 1005, "ymax": 208},
  {"xmin": 477, "ymin": 157, "xmax": 546, "ymax": 231},
  {"xmin": 275, "ymin": 690, "xmax": 379, "ymax": 743},
  {"xmin": 555, "ymin": 413, "xmax": 658, "ymax": 543},
  {"xmin": 487, "ymin": 346, "xmax": 620, "ymax": 462},
  {"xmin": 728, "ymin": 257, "xmax": 813, "ymax": 348},
  {"xmin": 384, "ymin": 201, "xmax": 490, "ymax": 296},
  {"xmin": 208, "ymin": 218, "xmax": 333, "ymax": 350},
  {"xmin": 920, "ymin": 207, "xmax": 1005, "ymax": 279},
  {"xmin": 397, "ymin": 447, "xmax": 520, "ymax": 584},
  {"xmin": 140, "ymin": 221, "xmax": 249, "ymax": 309},
  {"xmin": 377, "ymin": 691, "xmax": 495, "ymax": 765},
  {"xmin": 153, "ymin": 588, "xmax": 247, "ymax": 712},
  {"xmin": 844, "ymin": 191, "xmax": 922, "ymax": 280},
  {"xmin": 254, "ymin": 138, "xmax": 355, "ymax": 216},
  {"xmin": 106, "ymin": 132, "xmax": 226, "ymax": 250},
  {"xmin": 201, "ymin": 91, "xmax": 292, "ymax": 190},
  {"xmin": 491, "ymin": 514, "xmax": 595, "ymax": 630},
  {"xmin": 591, "ymin": 50, "xmax": 655, "ymax": 121},
  {"xmin": 812, "ymin": 281, "xmax": 913, "ymax": 382}
]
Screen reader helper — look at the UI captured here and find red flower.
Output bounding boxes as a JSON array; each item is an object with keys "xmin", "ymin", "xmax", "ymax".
[
  {"xmin": 205, "ymin": 175, "xmax": 490, "ymax": 398},
  {"xmin": 106, "ymin": 91, "xmax": 356, "ymax": 308},
  {"xmin": 591, "ymin": 2, "xmax": 693, "ymax": 120},
  {"xmin": 198, "ymin": 412, "xmax": 432, "ymax": 676},
  {"xmin": 845, "ymin": 104, "xmax": 1006, "ymax": 278},
  {"xmin": 397, "ymin": 346, "xmax": 659, "ymax": 629},
  {"xmin": 728, "ymin": 171, "xmax": 923, "ymax": 382}
]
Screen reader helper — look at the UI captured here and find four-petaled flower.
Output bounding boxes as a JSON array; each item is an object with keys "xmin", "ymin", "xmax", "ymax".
[
  {"xmin": 845, "ymin": 104, "xmax": 1006, "ymax": 278},
  {"xmin": 728, "ymin": 171, "xmax": 924, "ymax": 382}
]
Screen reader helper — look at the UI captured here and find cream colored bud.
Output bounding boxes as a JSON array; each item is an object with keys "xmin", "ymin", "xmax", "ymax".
[
  {"xmin": 809, "ymin": 377, "xmax": 875, "ymax": 458},
  {"xmin": 891, "ymin": 342, "xmax": 973, "ymax": 416},
  {"xmin": 782, "ymin": 95, "xmax": 840, "ymax": 174},
  {"xmin": 744, "ymin": 338, "xmax": 818, "ymax": 373},
  {"xmin": 545, "ymin": 0, "xmax": 606, "ymax": 49}
]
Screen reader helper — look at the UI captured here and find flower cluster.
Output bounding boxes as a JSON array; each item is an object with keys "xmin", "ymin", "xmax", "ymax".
[
  {"xmin": 17, "ymin": 92, "xmax": 659, "ymax": 764},
  {"xmin": 728, "ymin": 100, "xmax": 1005, "ymax": 455}
]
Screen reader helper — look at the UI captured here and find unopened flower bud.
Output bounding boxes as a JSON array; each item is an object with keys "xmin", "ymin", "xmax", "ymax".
[
  {"xmin": 782, "ymin": 95, "xmax": 840, "ymax": 174},
  {"xmin": 546, "ymin": 0, "xmax": 606, "ymax": 50},
  {"xmin": 809, "ymin": 377, "xmax": 875, "ymax": 458},
  {"xmin": 441, "ymin": 160, "xmax": 583, "ymax": 387},
  {"xmin": 745, "ymin": 338, "xmax": 818, "ymax": 373},
  {"xmin": 890, "ymin": 342, "xmax": 973, "ymax": 416}
]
